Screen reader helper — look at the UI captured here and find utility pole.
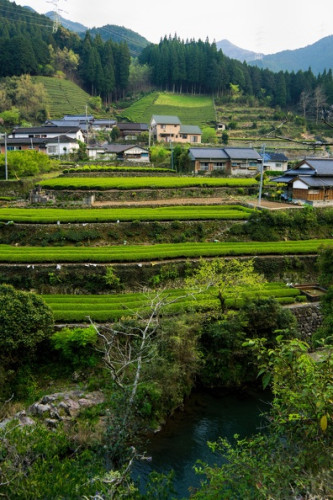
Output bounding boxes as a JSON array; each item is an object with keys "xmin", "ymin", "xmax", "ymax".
[
  {"xmin": 4, "ymin": 132, "xmax": 8, "ymax": 180},
  {"xmin": 258, "ymin": 144, "xmax": 265, "ymax": 207}
]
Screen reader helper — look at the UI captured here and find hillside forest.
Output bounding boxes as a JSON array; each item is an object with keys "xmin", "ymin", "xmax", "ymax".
[{"xmin": 0, "ymin": 0, "xmax": 333, "ymax": 117}]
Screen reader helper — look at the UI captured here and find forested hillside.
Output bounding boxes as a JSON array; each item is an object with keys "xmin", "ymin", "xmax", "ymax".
[
  {"xmin": 139, "ymin": 36, "xmax": 333, "ymax": 109},
  {"xmin": 0, "ymin": 0, "xmax": 130, "ymax": 102}
]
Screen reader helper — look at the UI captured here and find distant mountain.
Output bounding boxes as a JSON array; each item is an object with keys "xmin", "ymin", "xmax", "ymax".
[
  {"xmin": 88, "ymin": 25, "xmax": 150, "ymax": 57},
  {"xmin": 43, "ymin": 11, "xmax": 150, "ymax": 57},
  {"xmin": 248, "ymin": 35, "xmax": 333, "ymax": 75},
  {"xmin": 216, "ymin": 39, "xmax": 264, "ymax": 62},
  {"xmin": 44, "ymin": 11, "xmax": 88, "ymax": 33}
]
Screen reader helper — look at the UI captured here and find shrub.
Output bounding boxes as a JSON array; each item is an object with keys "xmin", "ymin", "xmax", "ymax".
[
  {"xmin": 51, "ymin": 326, "xmax": 98, "ymax": 367},
  {"xmin": 0, "ymin": 284, "xmax": 54, "ymax": 352}
]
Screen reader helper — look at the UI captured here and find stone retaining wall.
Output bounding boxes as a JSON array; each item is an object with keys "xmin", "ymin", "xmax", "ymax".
[{"xmin": 289, "ymin": 303, "xmax": 323, "ymax": 339}]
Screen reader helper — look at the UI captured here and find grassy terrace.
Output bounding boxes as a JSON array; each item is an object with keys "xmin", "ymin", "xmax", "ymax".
[
  {"xmin": 119, "ymin": 92, "xmax": 215, "ymax": 126},
  {"xmin": 1, "ymin": 240, "xmax": 331, "ymax": 263},
  {"xmin": 43, "ymin": 283, "xmax": 302, "ymax": 322},
  {"xmin": 0, "ymin": 205, "xmax": 253, "ymax": 223},
  {"xmin": 38, "ymin": 177, "xmax": 258, "ymax": 190}
]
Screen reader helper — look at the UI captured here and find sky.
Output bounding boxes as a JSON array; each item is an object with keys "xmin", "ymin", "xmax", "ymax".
[{"xmin": 17, "ymin": 0, "xmax": 333, "ymax": 54}]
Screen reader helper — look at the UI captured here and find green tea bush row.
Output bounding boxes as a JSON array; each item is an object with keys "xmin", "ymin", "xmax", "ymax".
[
  {"xmin": 38, "ymin": 176, "xmax": 258, "ymax": 191},
  {"xmin": 43, "ymin": 283, "xmax": 302, "ymax": 322},
  {"xmin": 0, "ymin": 205, "xmax": 253, "ymax": 224},
  {"xmin": 1, "ymin": 239, "xmax": 331, "ymax": 263},
  {"xmin": 63, "ymin": 166, "xmax": 174, "ymax": 174}
]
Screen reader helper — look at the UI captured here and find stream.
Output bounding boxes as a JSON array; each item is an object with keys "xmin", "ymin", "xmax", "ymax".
[{"xmin": 132, "ymin": 389, "xmax": 270, "ymax": 498}]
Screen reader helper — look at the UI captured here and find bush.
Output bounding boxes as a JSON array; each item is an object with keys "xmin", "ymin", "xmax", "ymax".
[
  {"xmin": 0, "ymin": 284, "xmax": 54, "ymax": 353},
  {"xmin": 51, "ymin": 326, "xmax": 98, "ymax": 367}
]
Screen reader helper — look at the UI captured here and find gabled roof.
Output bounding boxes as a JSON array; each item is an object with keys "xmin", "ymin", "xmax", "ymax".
[
  {"xmin": 104, "ymin": 144, "xmax": 148, "ymax": 153},
  {"xmin": 151, "ymin": 115, "xmax": 181, "ymax": 125},
  {"xmin": 299, "ymin": 158, "xmax": 333, "ymax": 176},
  {"xmin": 224, "ymin": 148, "xmax": 262, "ymax": 160},
  {"xmin": 188, "ymin": 148, "xmax": 229, "ymax": 160},
  {"xmin": 92, "ymin": 119, "xmax": 117, "ymax": 126},
  {"xmin": 46, "ymin": 135, "xmax": 78, "ymax": 144},
  {"xmin": 263, "ymin": 152, "xmax": 288, "ymax": 162},
  {"xmin": 180, "ymin": 125, "xmax": 202, "ymax": 135}
]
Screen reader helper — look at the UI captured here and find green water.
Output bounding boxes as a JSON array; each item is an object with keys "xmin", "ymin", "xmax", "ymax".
[{"xmin": 132, "ymin": 390, "xmax": 269, "ymax": 498}]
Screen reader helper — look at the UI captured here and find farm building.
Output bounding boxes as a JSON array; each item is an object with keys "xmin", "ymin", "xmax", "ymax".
[
  {"xmin": 150, "ymin": 115, "xmax": 202, "ymax": 144},
  {"xmin": 189, "ymin": 147, "xmax": 262, "ymax": 175},
  {"xmin": 273, "ymin": 158, "xmax": 333, "ymax": 206}
]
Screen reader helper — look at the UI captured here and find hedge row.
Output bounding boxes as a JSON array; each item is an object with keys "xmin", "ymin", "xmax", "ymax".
[{"xmin": 0, "ymin": 239, "xmax": 331, "ymax": 263}]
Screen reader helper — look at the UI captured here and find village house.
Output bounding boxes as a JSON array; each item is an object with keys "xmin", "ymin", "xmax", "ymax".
[
  {"xmin": 273, "ymin": 158, "xmax": 333, "ymax": 206},
  {"xmin": 11, "ymin": 125, "xmax": 84, "ymax": 142},
  {"xmin": 117, "ymin": 122, "xmax": 149, "ymax": 141},
  {"xmin": 262, "ymin": 152, "xmax": 288, "ymax": 171},
  {"xmin": 87, "ymin": 144, "xmax": 149, "ymax": 162},
  {"xmin": 150, "ymin": 115, "xmax": 202, "ymax": 144},
  {"xmin": 188, "ymin": 147, "xmax": 262, "ymax": 175},
  {"xmin": 0, "ymin": 135, "xmax": 79, "ymax": 156}
]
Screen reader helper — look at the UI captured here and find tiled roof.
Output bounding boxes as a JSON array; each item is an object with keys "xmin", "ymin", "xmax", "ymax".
[
  {"xmin": 188, "ymin": 148, "xmax": 229, "ymax": 160},
  {"xmin": 224, "ymin": 148, "xmax": 262, "ymax": 160},
  {"xmin": 263, "ymin": 152, "xmax": 288, "ymax": 162},
  {"xmin": 117, "ymin": 123, "xmax": 148, "ymax": 131},
  {"xmin": 297, "ymin": 176, "xmax": 333, "ymax": 187}
]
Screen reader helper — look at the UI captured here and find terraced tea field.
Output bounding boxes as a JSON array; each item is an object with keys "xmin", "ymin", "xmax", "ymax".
[
  {"xmin": 38, "ymin": 176, "xmax": 258, "ymax": 190},
  {"xmin": 0, "ymin": 205, "xmax": 253, "ymax": 223},
  {"xmin": 43, "ymin": 283, "xmax": 303, "ymax": 322},
  {"xmin": 1, "ymin": 239, "xmax": 330, "ymax": 263},
  {"xmin": 34, "ymin": 77, "xmax": 92, "ymax": 118}
]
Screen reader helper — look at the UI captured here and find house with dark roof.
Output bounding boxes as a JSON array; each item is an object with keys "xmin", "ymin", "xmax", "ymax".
[
  {"xmin": 87, "ymin": 144, "xmax": 149, "ymax": 162},
  {"xmin": 189, "ymin": 147, "xmax": 262, "ymax": 175},
  {"xmin": 0, "ymin": 135, "xmax": 79, "ymax": 156},
  {"xmin": 273, "ymin": 158, "xmax": 333, "ymax": 206},
  {"xmin": 11, "ymin": 125, "xmax": 84, "ymax": 142},
  {"xmin": 117, "ymin": 123, "xmax": 149, "ymax": 141},
  {"xmin": 262, "ymin": 152, "xmax": 288, "ymax": 171},
  {"xmin": 150, "ymin": 115, "xmax": 202, "ymax": 144}
]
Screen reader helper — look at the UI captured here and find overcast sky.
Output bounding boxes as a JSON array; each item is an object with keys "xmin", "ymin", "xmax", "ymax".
[{"xmin": 18, "ymin": 0, "xmax": 332, "ymax": 54}]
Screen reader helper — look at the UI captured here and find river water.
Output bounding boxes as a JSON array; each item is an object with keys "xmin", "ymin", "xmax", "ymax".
[{"xmin": 132, "ymin": 389, "xmax": 269, "ymax": 498}]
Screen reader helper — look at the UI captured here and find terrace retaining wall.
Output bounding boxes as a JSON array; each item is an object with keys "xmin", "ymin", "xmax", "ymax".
[
  {"xmin": 288, "ymin": 303, "xmax": 323, "ymax": 338},
  {"xmin": 43, "ymin": 186, "xmax": 258, "ymax": 203}
]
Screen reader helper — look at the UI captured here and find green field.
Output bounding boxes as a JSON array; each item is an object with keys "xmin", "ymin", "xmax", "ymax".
[
  {"xmin": 33, "ymin": 77, "xmax": 92, "ymax": 118},
  {"xmin": 42, "ymin": 283, "xmax": 302, "ymax": 322},
  {"xmin": 38, "ymin": 176, "xmax": 258, "ymax": 190},
  {"xmin": 0, "ymin": 239, "xmax": 330, "ymax": 263},
  {"xmin": 0, "ymin": 205, "xmax": 253, "ymax": 223},
  {"xmin": 119, "ymin": 92, "xmax": 215, "ymax": 126}
]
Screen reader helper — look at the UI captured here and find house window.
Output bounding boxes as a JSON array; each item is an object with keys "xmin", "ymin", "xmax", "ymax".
[
  {"xmin": 161, "ymin": 124, "xmax": 166, "ymax": 129},
  {"xmin": 191, "ymin": 136, "xmax": 198, "ymax": 143},
  {"xmin": 48, "ymin": 146, "xmax": 57, "ymax": 154},
  {"xmin": 213, "ymin": 163, "xmax": 224, "ymax": 170},
  {"xmin": 181, "ymin": 134, "xmax": 187, "ymax": 139}
]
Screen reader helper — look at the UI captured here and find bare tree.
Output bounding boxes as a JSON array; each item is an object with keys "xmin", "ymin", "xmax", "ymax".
[
  {"xmin": 313, "ymin": 86, "xmax": 327, "ymax": 124},
  {"xmin": 299, "ymin": 90, "xmax": 312, "ymax": 119}
]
